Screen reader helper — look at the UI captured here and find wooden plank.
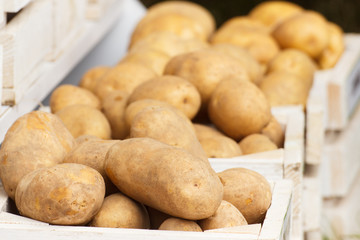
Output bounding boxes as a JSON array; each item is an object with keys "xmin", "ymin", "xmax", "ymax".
[
  {"xmin": 0, "ymin": 212, "xmax": 48, "ymax": 226},
  {"xmin": 0, "ymin": 45, "xmax": 2, "ymax": 104},
  {"xmin": 3, "ymin": 0, "xmax": 31, "ymax": 13},
  {"xmin": 86, "ymin": 0, "xmax": 116, "ymax": 20},
  {"xmin": 0, "ymin": 0, "xmax": 5, "ymax": 28}
]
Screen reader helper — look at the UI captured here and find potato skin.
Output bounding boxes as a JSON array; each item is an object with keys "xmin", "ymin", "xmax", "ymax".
[
  {"xmin": 104, "ymin": 138, "xmax": 223, "ymax": 220},
  {"xmin": 261, "ymin": 116, "xmax": 285, "ymax": 148},
  {"xmin": 0, "ymin": 111, "xmax": 75, "ymax": 200},
  {"xmin": 15, "ymin": 163, "xmax": 105, "ymax": 225},
  {"xmin": 90, "ymin": 193, "xmax": 150, "ymax": 229},
  {"xmin": 146, "ymin": 206, "xmax": 171, "ymax": 229},
  {"xmin": 79, "ymin": 66, "xmax": 110, "ymax": 93},
  {"xmin": 198, "ymin": 200, "xmax": 248, "ymax": 231},
  {"xmin": 217, "ymin": 168, "xmax": 272, "ymax": 224},
  {"xmin": 208, "ymin": 78, "xmax": 271, "ymax": 141},
  {"xmin": 239, "ymin": 134, "xmax": 278, "ymax": 155},
  {"xmin": 159, "ymin": 217, "xmax": 202, "ymax": 232},
  {"xmin": 128, "ymin": 75, "xmax": 201, "ymax": 119}
]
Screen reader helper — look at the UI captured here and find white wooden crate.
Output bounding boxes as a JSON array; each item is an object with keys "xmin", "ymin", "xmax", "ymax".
[
  {"xmin": 86, "ymin": 0, "xmax": 116, "ymax": 20},
  {"xmin": 210, "ymin": 105, "xmax": 304, "ymax": 240},
  {"xmin": 3, "ymin": 0, "xmax": 31, "ymax": 13},
  {"xmin": 0, "ymin": 177, "xmax": 292, "ymax": 240},
  {"xmin": 0, "ymin": 0, "xmax": 5, "ymax": 28}
]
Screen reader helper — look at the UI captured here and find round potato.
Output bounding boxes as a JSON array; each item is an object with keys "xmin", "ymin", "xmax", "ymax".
[
  {"xmin": 239, "ymin": 134, "xmax": 278, "ymax": 155},
  {"xmin": 216, "ymin": 16, "xmax": 270, "ymax": 33},
  {"xmin": 94, "ymin": 62, "xmax": 157, "ymax": 100},
  {"xmin": 0, "ymin": 111, "xmax": 75, "ymax": 200},
  {"xmin": 79, "ymin": 66, "xmax": 110, "ymax": 93},
  {"xmin": 198, "ymin": 200, "xmax": 248, "ymax": 231},
  {"xmin": 217, "ymin": 168, "xmax": 272, "ymax": 224},
  {"xmin": 147, "ymin": 206, "xmax": 171, "ymax": 229},
  {"xmin": 50, "ymin": 84, "xmax": 100, "ymax": 113},
  {"xmin": 249, "ymin": 1, "xmax": 304, "ymax": 29},
  {"xmin": 130, "ymin": 106, "xmax": 207, "ymax": 162},
  {"xmin": 267, "ymin": 49, "xmax": 317, "ymax": 90},
  {"xmin": 208, "ymin": 78, "xmax": 271, "ymax": 141},
  {"xmin": 55, "ymin": 105, "xmax": 111, "ymax": 139},
  {"xmin": 194, "ymin": 124, "xmax": 242, "ymax": 158},
  {"xmin": 164, "ymin": 49, "xmax": 250, "ymax": 107},
  {"xmin": 261, "ymin": 116, "xmax": 285, "ymax": 148},
  {"xmin": 15, "ymin": 163, "xmax": 105, "ymax": 225},
  {"xmin": 128, "ymin": 75, "xmax": 201, "ymax": 119},
  {"xmin": 90, "ymin": 193, "xmax": 150, "ymax": 229},
  {"xmin": 101, "ymin": 90, "xmax": 130, "ymax": 139},
  {"xmin": 159, "ymin": 217, "xmax": 202, "ymax": 232},
  {"xmin": 318, "ymin": 22, "xmax": 344, "ymax": 69},
  {"xmin": 259, "ymin": 71, "xmax": 309, "ymax": 107},
  {"xmin": 104, "ymin": 138, "xmax": 223, "ymax": 220},
  {"xmin": 273, "ymin": 11, "xmax": 329, "ymax": 58}
]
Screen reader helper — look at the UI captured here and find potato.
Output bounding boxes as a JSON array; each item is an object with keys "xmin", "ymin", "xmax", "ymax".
[
  {"xmin": 104, "ymin": 138, "xmax": 223, "ymax": 220},
  {"xmin": 164, "ymin": 49, "xmax": 250, "ymax": 107},
  {"xmin": 147, "ymin": 206, "xmax": 171, "ymax": 229},
  {"xmin": 267, "ymin": 49, "xmax": 317, "ymax": 89},
  {"xmin": 49, "ymin": 84, "xmax": 100, "ymax": 113},
  {"xmin": 194, "ymin": 124, "xmax": 242, "ymax": 158},
  {"xmin": 101, "ymin": 90, "xmax": 130, "ymax": 139},
  {"xmin": 159, "ymin": 217, "xmax": 202, "ymax": 232},
  {"xmin": 273, "ymin": 11, "xmax": 329, "ymax": 58},
  {"xmin": 75, "ymin": 135, "xmax": 99, "ymax": 145},
  {"xmin": 119, "ymin": 48, "xmax": 170, "ymax": 75},
  {"xmin": 239, "ymin": 134, "xmax": 278, "ymax": 155},
  {"xmin": 217, "ymin": 168, "xmax": 272, "ymax": 224},
  {"xmin": 94, "ymin": 62, "xmax": 157, "ymax": 100},
  {"xmin": 211, "ymin": 43, "xmax": 264, "ymax": 85},
  {"xmin": 79, "ymin": 66, "xmax": 110, "ymax": 93},
  {"xmin": 249, "ymin": 1, "xmax": 304, "ymax": 29},
  {"xmin": 0, "ymin": 111, "xmax": 75, "ymax": 200},
  {"xmin": 130, "ymin": 106, "xmax": 207, "ymax": 162},
  {"xmin": 90, "ymin": 193, "xmax": 150, "ymax": 229},
  {"xmin": 129, "ymin": 31, "xmax": 208, "ymax": 57},
  {"xmin": 62, "ymin": 139, "xmax": 119, "ymax": 194},
  {"xmin": 216, "ymin": 16, "xmax": 271, "ymax": 33},
  {"xmin": 259, "ymin": 71, "xmax": 309, "ymax": 107},
  {"xmin": 261, "ymin": 116, "xmax": 285, "ymax": 148},
  {"xmin": 208, "ymin": 78, "xmax": 271, "ymax": 141},
  {"xmin": 318, "ymin": 22, "xmax": 344, "ymax": 69},
  {"xmin": 128, "ymin": 75, "xmax": 201, "ymax": 119},
  {"xmin": 198, "ymin": 200, "xmax": 248, "ymax": 231},
  {"xmin": 56, "ymin": 105, "xmax": 111, "ymax": 139},
  {"xmin": 15, "ymin": 163, "xmax": 105, "ymax": 225}
]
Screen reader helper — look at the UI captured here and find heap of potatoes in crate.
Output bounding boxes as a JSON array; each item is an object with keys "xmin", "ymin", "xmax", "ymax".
[{"xmin": 0, "ymin": 0, "xmax": 344, "ymax": 231}]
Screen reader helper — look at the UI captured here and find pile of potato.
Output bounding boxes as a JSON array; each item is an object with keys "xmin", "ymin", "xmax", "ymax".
[{"xmin": 0, "ymin": 0, "xmax": 345, "ymax": 232}]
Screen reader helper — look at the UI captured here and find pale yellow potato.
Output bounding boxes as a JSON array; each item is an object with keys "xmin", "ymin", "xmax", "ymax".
[
  {"xmin": 147, "ymin": 206, "xmax": 171, "ymax": 229},
  {"xmin": 208, "ymin": 78, "xmax": 271, "ymax": 141},
  {"xmin": 104, "ymin": 138, "xmax": 223, "ymax": 220},
  {"xmin": 128, "ymin": 75, "xmax": 201, "ymax": 119},
  {"xmin": 50, "ymin": 84, "xmax": 100, "ymax": 113},
  {"xmin": 130, "ymin": 106, "xmax": 207, "ymax": 162},
  {"xmin": 198, "ymin": 200, "xmax": 248, "ymax": 230},
  {"xmin": 194, "ymin": 124, "xmax": 242, "ymax": 158},
  {"xmin": 79, "ymin": 66, "xmax": 110, "ymax": 93},
  {"xmin": 273, "ymin": 11, "xmax": 329, "ymax": 59},
  {"xmin": 211, "ymin": 43, "xmax": 264, "ymax": 84},
  {"xmin": 75, "ymin": 135, "xmax": 99, "ymax": 145},
  {"xmin": 90, "ymin": 193, "xmax": 150, "ymax": 229},
  {"xmin": 267, "ymin": 49, "xmax": 317, "ymax": 90},
  {"xmin": 249, "ymin": 1, "xmax": 304, "ymax": 29},
  {"xmin": 217, "ymin": 16, "xmax": 271, "ymax": 33},
  {"xmin": 119, "ymin": 48, "xmax": 170, "ymax": 75},
  {"xmin": 217, "ymin": 168, "xmax": 272, "ymax": 224},
  {"xmin": 261, "ymin": 116, "xmax": 285, "ymax": 148},
  {"xmin": 259, "ymin": 71, "xmax": 309, "ymax": 107},
  {"xmin": 101, "ymin": 90, "xmax": 130, "ymax": 140},
  {"xmin": 164, "ymin": 49, "xmax": 250, "ymax": 107},
  {"xmin": 159, "ymin": 217, "xmax": 202, "ymax": 231},
  {"xmin": 56, "ymin": 105, "xmax": 111, "ymax": 139},
  {"xmin": 15, "ymin": 163, "xmax": 105, "ymax": 225},
  {"xmin": 0, "ymin": 111, "xmax": 75, "ymax": 200},
  {"xmin": 318, "ymin": 22, "xmax": 344, "ymax": 69},
  {"xmin": 94, "ymin": 62, "xmax": 157, "ymax": 100},
  {"xmin": 239, "ymin": 134, "xmax": 278, "ymax": 155}
]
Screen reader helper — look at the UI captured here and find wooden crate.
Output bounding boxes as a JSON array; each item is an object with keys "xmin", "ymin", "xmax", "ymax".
[
  {"xmin": 0, "ymin": 178, "xmax": 292, "ymax": 240},
  {"xmin": 3, "ymin": 0, "xmax": 31, "ymax": 13},
  {"xmin": 210, "ymin": 106, "xmax": 304, "ymax": 240},
  {"xmin": 86, "ymin": 0, "xmax": 116, "ymax": 20}
]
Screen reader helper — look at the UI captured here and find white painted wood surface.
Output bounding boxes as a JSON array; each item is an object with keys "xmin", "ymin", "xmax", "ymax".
[
  {"xmin": 0, "ymin": 0, "xmax": 5, "ymax": 28},
  {"xmin": 3, "ymin": 0, "xmax": 31, "ymax": 12},
  {"xmin": 0, "ymin": 46, "xmax": 2, "ymax": 105},
  {"xmin": 86, "ymin": 0, "xmax": 116, "ymax": 20}
]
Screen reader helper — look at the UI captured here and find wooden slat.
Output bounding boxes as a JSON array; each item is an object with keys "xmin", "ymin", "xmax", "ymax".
[
  {"xmin": 86, "ymin": 0, "xmax": 116, "ymax": 20},
  {"xmin": 3, "ymin": 0, "xmax": 31, "ymax": 13}
]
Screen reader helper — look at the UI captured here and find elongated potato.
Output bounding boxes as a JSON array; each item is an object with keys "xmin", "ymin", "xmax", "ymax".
[
  {"xmin": 217, "ymin": 168, "xmax": 272, "ymax": 224},
  {"xmin": 15, "ymin": 163, "xmax": 105, "ymax": 225},
  {"xmin": 128, "ymin": 75, "xmax": 201, "ymax": 119},
  {"xmin": 159, "ymin": 217, "xmax": 202, "ymax": 232},
  {"xmin": 261, "ymin": 116, "xmax": 285, "ymax": 148},
  {"xmin": 104, "ymin": 138, "xmax": 223, "ymax": 220},
  {"xmin": 239, "ymin": 134, "xmax": 278, "ymax": 155},
  {"xmin": 90, "ymin": 193, "xmax": 150, "ymax": 229},
  {"xmin": 0, "ymin": 111, "xmax": 75, "ymax": 200},
  {"xmin": 79, "ymin": 66, "xmax": 110, "ymax": 93}
]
